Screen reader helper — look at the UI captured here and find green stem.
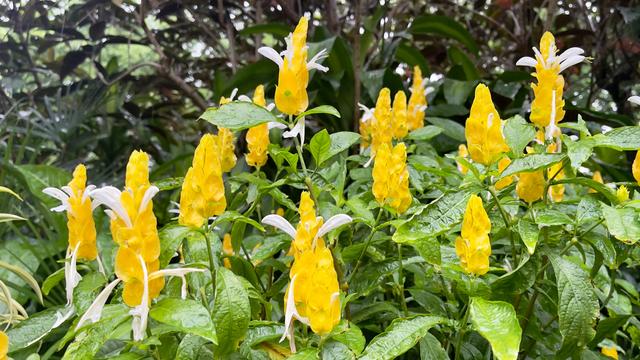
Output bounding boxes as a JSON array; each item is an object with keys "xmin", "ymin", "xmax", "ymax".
[
  {"xmin": 200, "ymin": 226, "xmax": 217, "ymax": 292},
  {"xmin": 488, "ymin": 186, "xmax": 516, "ymax": 264},
  {"xmin": 397, "ymin": 244, "xmax": 408, "ymax": 316},
  {"xmin": 347, "ymin": 210, "xmax": 384, "ymax": 282},
  {"xmin": 454, "ymin": 304, "xmax": 470, "ymax": 360}
]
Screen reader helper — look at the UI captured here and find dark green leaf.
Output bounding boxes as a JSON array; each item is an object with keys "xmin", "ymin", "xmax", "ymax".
[
  {"xmin": 411, "ymin": 15, "xmax": 479, "ymax": 53},
  {"xmin": 212, "ymin": 268, "xmax": 251, "ymax": 354},
  {"xmin": 419, "ymin": 332, "xmax": 448, "ymax": 360},
  {"xmin": 8, "ymin": 307, "xmax": 62, "ymax": 352},
  {"xmin": 498, "ymin": 153, "xmax": 565, "ymax": 179},
  {"xmin": 327, "ymin": 132, "xmax": 360, "ymax": 159},
  {"xmin": 297, "ymin": 105, "xmax": 341, "ymax": 120},
  {"xmin": 407, "ymin": 126, "xmax": 443, "ymax": 141},
  {"xmin": 516, "ymin": 219, "xmax": 539, "ymax": 254},
  {"xmin": 238, "ymin": 23, "xmax": 290, "ymax": 37},
  {"xmin": 503, "ymin": 116, "xmax": 535, "ymax": 156},
  {"xmin": 309, "ymin": 129, "xmax": 332, "ymax": 166},
  {"xmin": 150, "ymin": 297, "xmax": 217, "ymax": 343},
  {"xmin": 593, "ymin": 126, "xmax": 640, "ymax": 150}
]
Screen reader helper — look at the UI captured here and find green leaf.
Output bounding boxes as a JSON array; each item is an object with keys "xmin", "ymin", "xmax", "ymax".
[
  {"xmin": 563, "ymin": 135, "xmax": 595, "ymax": 169},
  {"xmin": 199, "ymin": 102, "xmax": 280, "ymax": 131},
  {"xmin": 14, "ymin": 164, "xmax": 71, "ymax": 208},
  {"xmin": 41, "ymin": 267, "xmax": 65, "ymax": 296},
  {"xmin": 426, "ymin": 117, "xmax": 466, "ymax": 142},
  {"xmin": 358, "ymin": 315, "xmax": 449, "ymax": 360},
  {"xmin": 406, "ymin": 126, "xmax": 443, "ymax": 141},
  {"xmin": 443, "ymin": 79, "xmax": 476, "ymax": 105},
  {"xmin": 410, "ymin": 15, "xmax": 479, "ymax": 53},
  {"xmin": 159, "ymin": 225, "xmax": 194, "ymax": 268},
  {"xmin": 393, "ymin": 229, "xmax": 441, "ymax": 266},
  {"xmin": 491, "ymin": 254, "xmax": 538, "ymax": 296},
  {"xmin": 296, "ymin": 105, "xmax": 341, "ymax": 120},
  {"xmin": 8, "ymin": 307, "xmax": 63, "ymax": 352},
  {"xmin": 331, "ymin": 323, "xmax": 366, "ymax": 355},
  {"xmin": 601, "ymin": 204, "xmax": 640, "ymax": 244},
  {"xmin": 559, "ymin": 115, "xmax": 590, "ymax": 136},
  {"xmin": 214, "ymin": 210, "xmax": 265, "ymax": 232},
  {"xmin": 554, "ymin": 177, "xmax": 618, "ymax": 204},
  {"xmin": 309, "ymin": 129, "xmax": 332, "ymax": 167},
  {"xmin": 593, "ymin": 126, "xmax": 640, "ymax": 150},
  {"xmin": 0, "ymin": 260, "xmax": 43, "ymax": 303},
  {"xmin": 150, "ymin": 297, "xmax": 217, "ymax": 343},
  {"xmin": 469, "ymin": 297, "xmax": 521, "ymax": 360},
  {"xmin": 395, "ymin": 42, "xmax": 430, "ymax": 74},
  {"xmin": 73, "ymin": 272, "xmax": 106, "ymax": 315},
  {"xmin": 516, "ymin": 219, "xmax": 539, "ymax": 254},
  {"xmin": 498, "ymin": 153, "xmax": 565, "ymax": 179},
  {"xmin": 289, "ymin": 348, "xmax": 320, "ymax": 360},
  {"xmin": 0, "ymin": 186, "xmax": 22, "ymax": 201},
  {"xmin": 549, "ymin": 255, "xmax": 599, "ymax": 356},
  {"xmin": 535, "ymin": 208, "xmax": 573, "ymax": 227},
  {"xmin": 153, "ymin": 177, "xmax": 184, "ymax": 192},
  {"xmin": 212, "ymin": 267, "xmax": 251, "ymax": 354},
  {"xmin": 0, "ymin": 213, "xmax": 26, "ymax": 223},
  {"xmin": 327, "ymin": 132, "xmax": 360, "ymax": 160},
  {"xmin": 503, "ymin": 115, "xmax": 535, "ymax": 156},
  {"xmin": 176, "ymin": 334, "xmax": 209, "ymax": 360},
  {"xmin": 419, "ymin": 332, "xmax": 448, "ymax": 360},
  {"xmin": 447, "ymin": 47, "xmax": 480, "ymax": 80},
  {"xmin": 589, "ymin": 315, "xmax": 632, "ymax": 347}
]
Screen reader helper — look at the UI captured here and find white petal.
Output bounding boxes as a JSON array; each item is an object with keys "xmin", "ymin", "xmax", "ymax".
[
  {"xmin": 90, "ymin": 186, "xmax": 132, "ymax": 228},
  {"xmin": 515, "ymin": 56, "xmax": 537, "ymax": 67},
  {"xmin": 628, "ymin": 96, "xmax": 640, "ymax": 106},
  {"xmin": 130, "ymin": 254, "xmax": 149, "ymax": 341},
  {"xmin": 65, "ymin": 243, "xmax": 82, "ymax": 306},
  {"xmin": 83, "ymin": 185, "xmax": 96, "ymax": 204},
  {"xmin": 261, "ymin": 214, "xmax": 296, "ymax": 239},
  {"xmin": 559, "ymin": 55, "xmax": 585, "ymax": 72},
  {"xmin": 42, "ymin": 187, "xmax": 70, "ymax": 211},
  {"xmin": 258, "ymin": 47, "xmax": 284, "ymax": 68},
  {"xmin": 283, "ymin": 118, "xmax": 305, "ymax": 144},
  {"xmin": 76, "ymin": 278, "xmax": 121, "ymax": 330},
  {"xmin": 315, "ymin": 214, "xmax": 352, "ymax": 240},
  {"xmin": 138, "ymin": 185, "xmax": 159, "ymax": 215},
  {"xmin": 532, "ymin": 47, "xmax": 545, "ymax": 67},
  {"xmin": 51, "ymin": 204, "xmax": 68, "ymax": 212},
  {"xmin": 268, "ymin": 121, "xmax": 288, "ymax": 130},
  {"xmin": 237, "ymin": 95, "xmax": 251, "ymax": 102},
  {"xmin": 229, "ymin": 88, "xmax": 238, "ymax": 101},
  {"xmin": 149, "ymin": 268, "xmax": 205, "ymax": 280},
  {"xmin": 61, "ymin": 186, "xmax": 74, "ymax": 197},
  {"xmin": 307, "ymin": 48, "xmax": 329, "ymax": 72},
  {"xmin": 364, "ymin": 155, "xmax": 374, "ymax": 168},
  {"xmin": 557, "ymin": 47, "xmax": 585, "ymax": 63},
  {"xmin": 266, "ymin": 103, "xmax": 276, "ymax": 111},
  {"xmin": 52, "ymin": 307, "xmax": 75, "ymax": 328}
]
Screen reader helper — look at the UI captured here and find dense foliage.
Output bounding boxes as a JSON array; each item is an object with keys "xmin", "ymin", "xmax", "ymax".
[{"xmin": 2, "ymin": 1, "xmax": 640, "ymax": 359}]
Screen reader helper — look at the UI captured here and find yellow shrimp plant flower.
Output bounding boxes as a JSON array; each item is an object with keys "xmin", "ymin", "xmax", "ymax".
[
  {"xmin": 392, "ymin": 90, "xmax": 408, "ymax": 139},
  {"xmin": 495, "ymin": 157, "xmax": 514, "ymax": 190},
  {"xmin": 617, "ymin": 185, "xmax": 630, "ymax": 203},
  {"xmin": 633, "ymin": 151, "xmax": 640, "ymax": 185},
  {"xmin": 516, "ymin": 170, "xmax": 545, "ymax": 203},
  {"xmin": 179, "ymin": 134, "xmax": 226, "ymax": 228},
  {"xmin": 217, "ymin": 92, "xmax": 238, "ymax": 172},
  {"xmin": 358, "ymin": 104, "xmax": 374, "ymax": 149},
  {"xmin": 261, "ymin": 192, "xmax": 351, "ymax": 352},
  {"xmin": 370, "ymin": 88, "xmax": 393, "ymax": 158},
  {"xmin": 590, "ymin": 170, "xmax": 604, "ymax": 193},
  {"xmin": 223, "ymin": 233, "xmax": 233, "ymax": 269},
  {"xmin": 86, "ymin": 151, "xmax": 203, "ymax": 341},
  {"xmin": 44, "ymin": 164, "xmax": 100, "ymax": 322},
  {"xmin": 455, "ymin": 195, "xmax": 492, "ymax": 275},
  {"xmin": 407, "ymin": 66, "xmax": 427, "ymax": 131},
  {"xmin": 601, "ymin": 345, "xmax": 619, "ymax": 359},
  {"xmin": 457, "ymin": 144, "xmax": 470, "ymax": 175},
  {"xmin": 245, "ymin": 85, "xmax": 271, "ymax": 168},
  {"xmin": 465, "ymin": 84, "xmax": 509, "ymax": 165},
  {"xmin": 0, "ymin": 331, "xmax": 6, "ymax": 360},
  {"xmin": 516, "ymin": 31, "xmax": 585, "ymax": 139},
  {"xmin": 372, "ymin": 142, "xmax": 412, "ymax": 214}
]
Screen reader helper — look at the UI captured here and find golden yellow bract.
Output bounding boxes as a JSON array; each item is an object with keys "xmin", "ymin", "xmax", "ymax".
[
  {"xmin": 246, "ymin": 85, "xmax": 271, "ymax": 168},
  {"xmin": 457, "ymin": 144, "xmax": 469, "ymax": 175},
  {"xmin": 371, "ymin": 88, "xmax": 393, "ymax": 157},
  {"xmin": 633, "ymin": 150, "xmax": 640, "ymax": 185},
  {"xmin": 407, "ymin": 66, "xmax": 427, "ymax": 131},
  {"xmin": 590, "ymin": 170, "xmax": 603, "ymax": 193},
  {"xmin": 601, "ymin": 345, "xmax": 618, "ymax": 359},
  {"xmin": 530, "ymin": 32, "xmax": 565, "ymax": 129},
  {"xmin": 179, "ymin": 134, "xmax": 226, "ymax": 228},
  {"xmin": 291, "ymin": 192, "xmax": 323, "ymax": 257},
  {"xmin": 465, "ymin": 84, "xmax": 509, "ymax": 165},
  {"xmin": 0, "ymin": 331, "xmax": 7, "ymax": 360},
  {"xmin": 223, "ymin": 233, "xmax": 233, "ymax": 269},
  {"xmin": 516, "ymin": 171, "xmax": 545, "ymax": 203},
  {"xmin": 275, "ymin": 17, "xmax": 309, "ymax": 115},
  {"xmin": 392, "ymin": 90, "xmax": 408, "ymax": 139},
  {"xmin": 455, "ymin": 195, "xmax": 491, "ymax": 275},
  {"xmin": 495, "ymin": 157, "xmax": 513, "ymax": 190},
  {"xmin": 67, "ymin": 164, "xmax": 97, "ymax": 260},
  {"xmin": 218, "ymin": 127, "xmax": 237, "ymax": 173},
  {"xmin": 372, "ymin": 142, "xmax": 411, "ymax": 214}
]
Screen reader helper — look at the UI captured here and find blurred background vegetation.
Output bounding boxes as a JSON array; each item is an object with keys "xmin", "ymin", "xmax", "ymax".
[{"xmin": 1, "ymin": 0, "xmax": 640, "ymax": 312}]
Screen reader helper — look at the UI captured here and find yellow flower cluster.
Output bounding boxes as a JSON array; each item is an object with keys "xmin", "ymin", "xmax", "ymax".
[
  {"xmin": 66, "ymin": 164, "xmax": 97, "ymax": 260},
  {"xmin": 179, "ymin": 134, "xmax": 226, "ymax": 228},
  {"xmin": 546, "ymin": 143, "xmax": 565, "ymax": 202},
  {"xmin": 530, "ymin": 32, "xmax": 566, "ymax": 129},
  {"xmin": 601, "ymin": 345, "xmax": 618, "ymax": 359},
  {"xmin": 275, "ymin": 17, "xmax": 309, "ymax": 115},
  {"xmin": 0, "ymin": 331, "xmax": 6, "ymax": 360},
  {"xmin": 392, "ymin": 91, "xmax": 408, "ymax": 139},
  {"xmin": 495, "ymin": 157, "xmax": 514, "ymax": 190},
  {"xmin": 516, "ymin": 170, "xmax": 545, "ymax": 204},
  {"xmin": 407, "ymin": 66, "xmax": 427, "ymax": 131},
  {"xmin": 218, "ymin": 96, "xmax": 238, "ymax": 172},
  {"xmin": 590, "ymin": 170, "xmax": 603, "ymax": 193},
  {"xmin": 370, "ymin": 88, "xmax": 393, "ymax": 156},
  {"xmin": 245, "ymin": 85, "xmax": 270, "ymax": 168},
  {"xmin": 455, "ymin": 195, "xmax": 491, "ymax": 275},
  {"xmin": 112, "ymin": 151, "xmax": 164, "ymax": 307},
  {"xmin": 464, "ymin": 84, "xmax": 509, "ymax": 166},
  {"xmin": 287, "ymin": 192, "xmax": 340, "ymax": 335},
  {"xmin": 634, "ymin": 150, "xmax": 640, "ymax": 184},
  {"xmin": 372, "ymin": 142, "xmax": 412, "ymax": 214}
]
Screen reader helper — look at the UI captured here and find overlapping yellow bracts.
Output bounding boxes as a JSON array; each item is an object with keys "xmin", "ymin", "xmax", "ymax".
[
  {"xmin": 407, "ymin": 66, "xmax": 427, "ymax": 131},
  {"xmin": 546, "ymin": 143, "xmax": 564, "ymax": 202},
  {"xmin": 495, "ymin": 157, "xmax": 514, "ymax": 190},
  {"xmin": 372, "ymin": 142, "xmax": 411, "ymax": 214},
  {"xmin": 66, "ymin": 164, "xmax": 97, "ymax": 260},
  {"xmin": 0, "ymin": 330, "xmax": 7, "ymax": 360},
  {"xmin": 617, "ymin": 185, "xmax": 630, "ymax": 202},
  {"xmin": 112, "ymin": 151, "xmax": 164, "ymax": 306},
  {"xmin": 223, "ymin": 233, "xmax": 233, "ymax": 269},
  {"xmin": 359, "ymin": 114, "xmax": 372, "ymax": 149},
  {"xmin": 530, "ymin": 32, "xmax": 565, "ymax": 129},
  {"xmin": 601, "ymin": 345, "xmax": 618, "ymax": 359},
  {"xmin": 218, "ymin": 128, "xmax": 236, "ymax": 172},
  {"xmin": 465, "ymin": 84, "xmax": 509, "ymax": 165},
  {"xmin": 457, "ymin": 144, "xmax": 469, "ymax": 175},
  {"xmin": 392, "ymin": 90, "xmax": 408, "ymax": 139},
  {"xmin": 516, "ymin": 171, "xmax": 545, "ymax": 203},
  {"xmin": 179, "ymin": 134, "xmax": 226, "ymax": 228},
  {"xmin": 275, "ymin": 17, "xmax": 309, "ymax": 115},
  {"xmin": 590, "ymin": 170, "xmax": 603, "ymax": 193},
  {"xmin": 246, "ymin": 85, "xmax": 270, "ymax": 168},
  {"xmin": 633, "ymin": 151, "xmax": 640, "ymax": 184},
  {"xmin": 286, "ymin": 192, "xmax": 340, "ymax": 335},
  {"xmin": 371, "ymin": 88, "xmax": 392, "ymax": 156},
  {"xmin": 455, "ymin": 195, "xmax": 491, "ymax": 275}
]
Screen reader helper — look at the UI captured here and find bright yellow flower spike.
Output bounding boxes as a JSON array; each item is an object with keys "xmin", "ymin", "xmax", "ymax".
[
  {"xmin": 617, "ymin": 185, "xmax": 629, "ymax": 202},
  {"xmin": 179, "ymin": 134, "xmax": 226, "ymax": 228},
  {"xmin": 465, "ymin": 84, "xmax": 509, "ymax": 165},
  {"xmin": 217, "ymin": 127, "xmax": 236, "ymax": 172},
  {"xmin": 246, "ymin": 86, "xmax": 270, "ymax": 168},
  {"xmin": 223, "ymin": 233, "xmax": 233, "ymax": 269},
  {"xmin": 517, "ymin": 31, "xmax": 585, "ymax": 138},
  {"xmin": 495, "ymin": 157, "xmax": 514, "ymax": 190},
  {"xmin": 275, "ymin": 17, "xmax": 309, "ymax": 115},
  {"xmin": 601, "ymin": 345, "xmax": 618, "ymax": 359},
  {"xmin": 407, "ymin": 66, "xmax": 427, "ymax": 131},
  {"xmin": 455, "ymin": 195, "xmax": 491, "ymax": 275},
  {"xmin": 457, "ymin": 144, "xmax": 469, "ymax": 175},
  {"xmin": 0, "ymin": 330, "xmax": 7, "ymax": 360},
  {"xmin": 371, "ymin": 88, "xmax": 393, "ymax": 157},
  {"xmin": 392, "ymin": 90, "xmax": 408, "ymax": 139},
  {"xmin": 291, "ymin": 192, "xmax": 323, "ymax": 256},
  {"xmin": 67, "ymin": 164, "xmax": 97, "ymax": 260},
  {"xmin": 516, "ymin": 171, "xmax": 545, "ymax": 203},
  {"xmin": 358, "ymin": 105, "xmax": 374, "ymax": 149},
  {"xmin": 633, "ymin": 150, "xmax": 640, "ymax": 184},
  {"xmin": 372, "ymin": 142, "xmax": 412, "ymax": 214},
  {"xmin": 590, "ymin": 170, "xmax": 603, "ymax": 193}
]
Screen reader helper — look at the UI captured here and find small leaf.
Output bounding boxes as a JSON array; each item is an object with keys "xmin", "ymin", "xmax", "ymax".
[
  {"xmin": 41, "ymin": 268, "xmax": 65, "ymax": 296},
  {"xmin": 213, "ymin": 268, "xmax": 251, "ymax": 354},
  {"xmin": 563, "ymin": 135, "xmax": 595, "ymax": 170},
  {"xmin": 159, "ymin": 225, "xmax": 194, "ymax": 268},
  {"xmin": 393, "ymin": 229, "xmax": 441, "ymax": 266},
  {"xmin": 469, "ymin": 297, "xmax": 521, "ymax": 360},
  {"xmin": 503, "ymin": 115, "xmax": 535, "ymax": 156},
  {"xmin": 153, "ymin": 177, "xmax": 183, "ymax": 192},
  {"xmin": 8, "ymin": 307, "xmax": 64, "ymax": 352},
  {"xmin": 199, "ymin": 102, "xmax": 280, "ymax": 131},
  {"xmin": 593, "ymin": 126, "xmax": 640, "ymax": 150},
  {"xmin": 296, "ymin": 105, "xmax": 341, "ymax": 121},
  {"xmin": 601, "ymin": 204, "xmax": 640, "ymax": 244},
  {"xmin": 359, "ymin": 315, "xmax": 449, "ymax": 360},
  {"xmin": 516, "ymin": 219, "xmax": 538, "ymax": 254},
  {"xmin": 327, "ymin": 132, "xmax": 360, "ymax": 160},
  {"xmin": 214, "ymin": 210, "xmax": 265, "ymax": 232},
  {"xmin": 150, "ymin": 298, "xmax": 217, "ymax": 343},
  {"xmin": 498, "ymin": 153, "xmax": 565, "ymax": 179},
  {"xmin": 406, "ymin": 126, "xmax": 443, "ymax": 141},
  {"xmin": 419, "ymin": 332, "xmax": 448, "ymax": 360},
  {"xmin": 309, "ymin": 129, "xmax": 332, "ymax": 167}
]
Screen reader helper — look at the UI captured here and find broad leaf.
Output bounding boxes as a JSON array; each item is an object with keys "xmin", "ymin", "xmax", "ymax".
[
  {"xmin": 406, "ymin": 126, "xmax": 443, "ymax": 141},
  {"xmin": 7, "ymin": 307, "xmax": 63, "ymax": 352},
  {"xmin": 469, "ymin": 297, "xmax": 521, "ymax": 360},
  {"xmin": 410, "ymin": 15, "xmax": 479, "ymax": 53},
  {"xmin": 516, "ymin": 219, "xmax": 539, "ymax": 254},
  {"xmin": 593, "ymin": 126, "xmax": 640, "ymax": 150},
  {"xmin": 498, "ymin": 153, "xmax": 565, "ymax": 179},
  {"xmin": 503, "ymin": 115, "xmax": 535, "ymax": 156},
  {"xmin": 419, "ymin": 332, "xmax": 448, "ymax": 360},
  {"xmin": 327, "ymin": 131, "xmax": 360, "ymax": 160},
  {"xmin": 159, "ymin": 225, "xmax": 194, "ymax": 268},
  {"xmin": 563, "ymin": 135, "xmax": 594, "ymax": 169},
  {"xmin": 150, "ymin": 297, "xmax": 217, "ymax": 343},
  {"xmin": 212, "ymin": 268, "xmax": 251, "ymax": 354},
  {"xmin": 309, "ymin": 129, "xmax": 332, "ymax": 166},
  {"xmin": 601, "ymin": 204, "xmax": 640, "ymax": 244},
  {"xmin": 296, "ymin": 105, "xmax": 341, "ymax": 120},
  {"xmin": 199, "ymin": 102, "xmax": 280, "ymax": 131}
]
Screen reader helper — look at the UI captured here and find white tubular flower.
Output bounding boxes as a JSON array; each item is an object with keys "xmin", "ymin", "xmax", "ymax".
[
  {"xmin": 261, "ymin": 213, "xmax": 353, "ymax": 243},
  {"xmin": 64, "ymin": 243, "xmax": 82, "ymax": 306},
  {"xmin": 279, "ymin": 275, "xmax": 310, "ymax": 353},
  {"xmin": 629, "ymin": 96, "xmax": 640, "ymax": 106},
  {"xmin": 515, "ymin": 38, "xmax": 585, "ymax": 73},
  {"xmin": 130, "ymin": 254, "xmax": 150, "ymax": 342},
  {"xmin": 282, "ymin": 117, "xmax": 306, "ymax": 145},
  {"xmin": 76, "ymin": 278, "xmax": 122, "ymax": 329}
]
